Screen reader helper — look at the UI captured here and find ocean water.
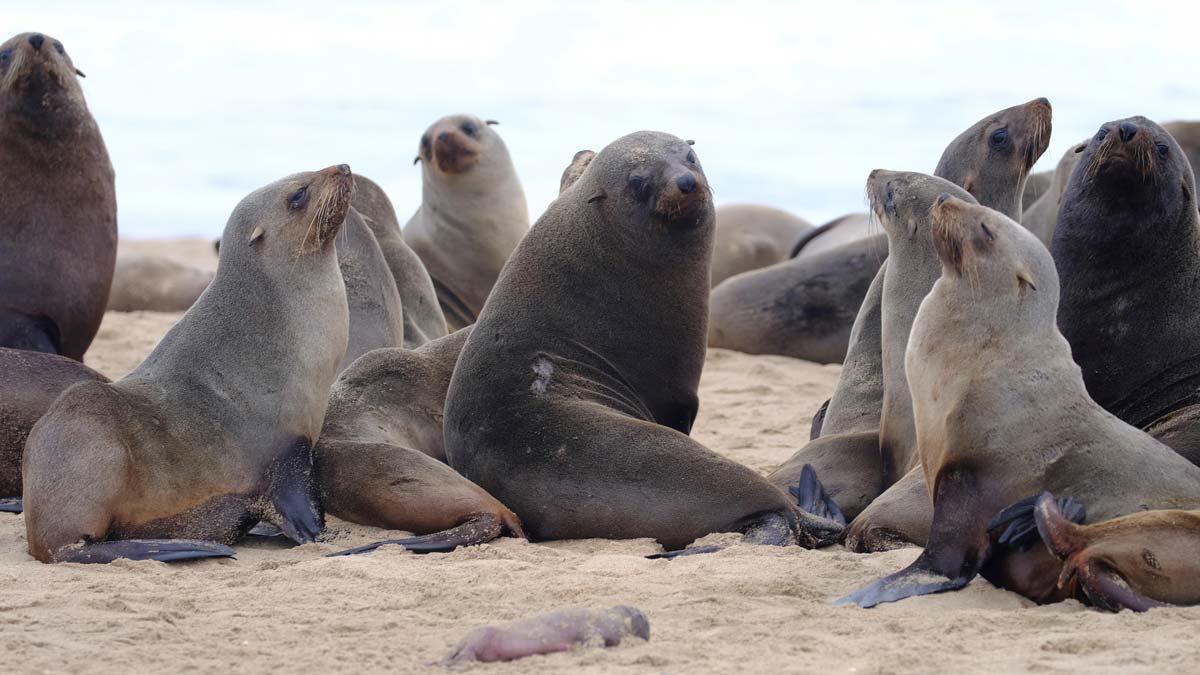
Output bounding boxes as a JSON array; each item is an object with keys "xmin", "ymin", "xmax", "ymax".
[{"xmin": 9, "ymin": 0, "xmax": 1199, "ymax": 238}]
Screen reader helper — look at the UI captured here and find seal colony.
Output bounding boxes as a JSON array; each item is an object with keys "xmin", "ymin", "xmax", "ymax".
[{"xmin": 5, "ymin": 28, "xmax": 1200, "ymax": 672}]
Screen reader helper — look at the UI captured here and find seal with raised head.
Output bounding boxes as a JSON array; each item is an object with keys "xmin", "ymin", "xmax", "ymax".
[
  {"xmin": 0, "ymin": 32, "xmax": 116, "ymax": 359},
  {"xmin": 840, "ymin": 196, "xmax": 1200, "ymax": 608},
  {"xmin": 710, "ymin": 204, "xmax": 813, "ymax": 287},
  {"xmin": 403, "ymin": 115, "xmax": 528, "ymax": 331},
  {"xmin": 0, "ymin": 348, "xmax": 108, "ymax": 510},
  {"xmin": 350, "ymin": 174, "xmax": 447, "ymax": 348},
  {"xmin": 1019, "ymin": 140, "xmax": 1086, "ymax": 245},
  {"xmin": 445, "ymin": 131, "xmax": 842, "ymax": 550},
  {"xmin": 336, "ymin": 206, "xmax": 406, "ymax": 372},
  {"xmin": 22, "ymin": 164, "xmax": 354, "ymax": 563},
  {"xmin": 107, "ymin": 254, "xmax": 214, "ymax": 312}
]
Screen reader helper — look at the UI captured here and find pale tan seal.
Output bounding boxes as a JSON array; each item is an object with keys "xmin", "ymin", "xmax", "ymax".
[
  {"xmin": 403, "ymin": 115, "xmax": 528, "ymax": 330},
  {"xmin": 445, "ymin": 606, "xmax": 649, "ymax": 664},
  {"xmin": 106, "ymin": 254, "xmax": 214, "ymax": 312},
  {"xmin": 1019, "ymin": 140, "xmax": 1086, "ymax": 244},
  {"xmin": 23, "ymin": 164, "xmax": 353, "ymax": 563},
  {"xmin": 0, "ymin": 32, "xmax": 116, "ymax": 359}
]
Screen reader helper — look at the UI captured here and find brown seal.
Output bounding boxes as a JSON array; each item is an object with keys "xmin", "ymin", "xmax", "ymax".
[
  {"xmin": 0, "ymin": 348, "xmax": 108, "ymax": 506},
  {"xmin": 1021, "ymin": 169, "xmax": 1053, "ymax": 211},
  {"xmin": 403, "ymin": 115, "xmax": 528, "ymax": 330},
  {"xmin": 559, "ymin": 149, "xmax": 595, "ymax": 193},
  {"xmin": 106, "ymin": 254, "xmax": 214, "ymax": 312},
  {"xmin": 445, "ymin": 131, "xmax": 842, "ymax": 551},
  {"xmin": 789, "ymin": 212, "xmax": 875, "ymax": 259},
  {"xmin": 22, "ymin": 164, "xmax": 354, "ymax": 563},
  {"xmin": 710, "ymin": 204, "xmax": 813, "ymax": 287},
  {"xmin": 315, "ymin": 327, "xmax": 525, "ymax": 555},
  {"xmin": 1018, "ymin": 140, "xmax": 1086, "ymax": 244},
  {"xmin": 0, "ymin": 32, "xmax": 116, "ymax": 359},
  {"xmin": 839, "ymin": 195, "xmax": 1200, "ymax": 608},
  {"xmin": 1163, "ymin": 120, "xmax": 1200, "ymax": 179},
  {"xmin": 445, "ymin": 606, "xmax": 649, "ymax": 664},
  {"xmin": 336, "ymin": 206, "xmax": 406, "ymax": 372},
  {"xmin": 350, "ymin": 174, "xmax": 448, "ymax": 348}
]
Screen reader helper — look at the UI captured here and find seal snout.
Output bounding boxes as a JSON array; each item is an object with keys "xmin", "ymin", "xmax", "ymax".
[
  {"xmin": 431, "ymin": 128, "xmax": 482, "ymax": 175},
  {"xmin": 675, "ymin": 173, "xmax": 697, "ymax": 194},
  {"xmin": 1119, "ymin": 121, "xmax": 1139, "ymax": 143},
  {"xmin": 27, "ymin": 34, "xmax": 45, "ymax": 51},
  {"xmin": 654, "ymin": 166, "xmax": 710, "ymax": 228}
]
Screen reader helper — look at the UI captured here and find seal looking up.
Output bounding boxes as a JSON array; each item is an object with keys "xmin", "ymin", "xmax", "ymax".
[
  {"xmin": 445, "ymin": 132, "xmax": 842, "ymax": 550},
  {"xmin": 0, "ymin": 32, "xmax": 116, "ymax": 359},
  {"xmin": 403, "ymin": 115, "xmax": 528, "ymax": 330},
  {"xmin": 22, "ymin": 164, "xmax": 353, "ymax": 563}
]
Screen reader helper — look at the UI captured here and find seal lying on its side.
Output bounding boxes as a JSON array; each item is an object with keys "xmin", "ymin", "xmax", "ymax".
[
  {"xmin": 22, "ymin": 165, "xmax": 354, "ymax": 563},
  {"xmin": 446, "ymin": 131, "xmax": 842, "ymax": 550},
  {"xmin": 839, "ymin": 196, "xmax": 1200, "ymax": 608},
  {"xmin": 445, "ymin": 606, "xmax": 649, "ymax": 664},
  {"xmin": 106, "ymin": 254, "xmax": 214, "ymax": 312}
]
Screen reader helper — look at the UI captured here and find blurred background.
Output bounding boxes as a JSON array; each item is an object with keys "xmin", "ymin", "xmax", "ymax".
[{"xmin": 11, "ymin": 0, "xmax": 1199, "ymax": 237}]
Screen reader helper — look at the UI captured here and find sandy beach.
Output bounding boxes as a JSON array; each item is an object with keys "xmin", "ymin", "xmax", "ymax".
[{"xmin": 3, "ymin": 242, "xmax": 1199, "ymax": 674}]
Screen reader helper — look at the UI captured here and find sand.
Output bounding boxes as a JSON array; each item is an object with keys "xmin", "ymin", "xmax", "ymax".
[{"xmin": 3, "ymin": 242, "xmax": 1199, "ymax": 674}]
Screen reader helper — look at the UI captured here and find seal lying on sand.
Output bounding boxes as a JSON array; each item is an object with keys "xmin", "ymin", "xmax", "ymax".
[
  {"xmin": 23, "ymin": 165, "xmax": 353, "ymax": 563},
  {"xmin": 789, "ymin": 213, "xmax": 875, "ymax": 259},
  {"xmin": 403, "ymin": 115, "xmax": 528, "ymax": 330},
  {"xmin": 0, "ymin": 32, "xmax": 116, "ymax": 359},
  {"xmin": 445, "ymin": 131, "xmax": 842, "ymax": 550},
  {"xmin": 710, "ymin": 204, "xmax": 813, "ymax": 287},
  {"xmin": 106, "ymin": 254, "xmax": 214, "ymax": 312},
  {"xmin": 839, "ymin": 196, "xmax": 1200, "ymax": 608}
]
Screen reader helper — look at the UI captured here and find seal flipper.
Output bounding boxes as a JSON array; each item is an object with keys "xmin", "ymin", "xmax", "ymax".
[
  {"xmin": 326, "ymin": 512, "xmax": 504, "ymax": 557},
  {"xmin": 646, "ymin": 545, "xmax": 723, "ymax": 560},
  {"xmin": 992, "ymin": 492, "xmax": 1086, "ymax": 551},
  {"xmin": 0, "ymin": 308, "xmax": 61, "ymax": 355},
  {"xmin": 55, "ymin": 539, "xmax": 235, "ymax": 564},
  {"xmin": 789, "ymin": 464, "xmax": 847, "ymax": 527},
  {"xmin": 264, "ymin": 438, "xmax": 323, "ymax": 544},
  {"xmin": 0, "ymin": 498, "xmax": 22, "ymax": 513},
  {"xmin": 837, "ymin": 466, "xmax": 990, "ymax": 607},
  {"xmin": 1071, "ymin": 558, "xmax": 1167, "ymax": 613},
  {"xmin": 809, "ymin": 399, "xmax": 830, "ymax": 440}
]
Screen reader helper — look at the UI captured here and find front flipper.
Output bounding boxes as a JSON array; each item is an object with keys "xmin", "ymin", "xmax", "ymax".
[
  {"xmin": 264, "ymin": 438, "xmax": 324, "ymax": 544},
  {"xmin": 0, "ymin": 498, "xmax": 22, "ymax": 513},
  {"xmin": 1072, "ymin": 558, "xmax": 1167, "ymax": 613},
  {"xmin": 55, "ymin": 539, "xmax": 235, "ymax": 564},
  {"xmin": 326, "ymin": 512, "xmax": 504, "ymax": 557},
  {"xmin": 991, "ymin": 492, "xmax": 1086, "ymax": 552},
  {"xmin": 810, "ymin": 399, "xmax": 830, "ymax": 440},
  {"xmin": 837, "ymin": 465, "xmax": 992, "ymax": 607}
]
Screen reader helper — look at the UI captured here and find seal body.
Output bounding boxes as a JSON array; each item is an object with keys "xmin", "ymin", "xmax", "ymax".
[
  {"xmin": 22, "ymin": 165, "xmax": 353, "ymax": 563},
  {"xmin": 403, "ymin": 115, "xmax": 528, "ymax": 330},
  {"xmin": 790, "ymin": 212, "xmax": 875, "ymax": 259},
  {"xmin": 351, "ymin": 174, "xmax": 447, "ymax": 348},
  {"xmin": 445, "ymin": 131, "xmax": 836, "ymax": 550},
  {"xmin": 336, "ymin": 207, "xmax": 406, "ymax": 372},
  {"xmin": 106, "ymin": 254, "xmax": 214, "ymax": 312},
  {"xmin": 710, "ymin": 204, "xmax": 813, "ymax": 287},
  {"xmin": 445, "ymin": 606, "xmax": 650, "ymax": 664},
  {"xmin": 0, "ymin": 32, "xmax": 116, "ymax": 359},
  {"xmin": 1020, "ymin": 141, "xmax": 1086, "ymax": 245}
]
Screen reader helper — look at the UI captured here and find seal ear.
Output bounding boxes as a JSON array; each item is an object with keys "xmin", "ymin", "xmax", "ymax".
[
  {"xmin": 412, "ymin": 156, "xmax": 421, "ymax": 165},
  {"xmin": 587, "ymin": 190, "xmax": 607, "ymax": 204},
  {"xmin": 74, "ymin": 68, "xmax": 86, "ymax": 78},
  {"xmin": 1074, "ymin": 144, "xmax": 1086, "ymax": 154},
  {"xmin": 1017, "ymin": 269, "xmax": 1037, "ymax": 291},
  {"xmin": 485, "ymin": 119, "xmax": 500, "ymax": 126},
  {"xmin": 249, "ymin": 226, "xmax": 265, "ymax": 244},
  {"xmin": 685, "ymin": 139, "xmax": 695, "ymax": 146}
]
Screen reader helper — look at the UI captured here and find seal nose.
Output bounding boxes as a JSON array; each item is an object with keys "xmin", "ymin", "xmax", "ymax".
[
  {"xmin": 676, "ymin": 173, "xmax": 697, "ymax": 194},
  {"xmin": 336, "ymin": 164, "xmax": 351, "ymax": 176},
  {"xmin": 935, "ymin": 193, "xmax": 953, "ymax": 206},
  {"xmin": 28, "ymin": 34, "xmax": 45, "ymax": 51},
  {"xmin": 1033, "ymin": 97, "xmax": 1050, "ymax": 108},
  {"xmin": 1119, "ymin": 121, "xmax": 1139, "ymax": 143}
]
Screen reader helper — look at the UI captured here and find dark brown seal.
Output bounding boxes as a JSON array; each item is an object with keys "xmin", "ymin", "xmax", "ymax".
[
  {"xmin": 0, "ymin": 32, "xmax": 116, "ymax": 359},
  {"xmin": 445, "ymin": 131, "xmax": 842, "ymax": 550},
  {"xmin": 22, "ymin": 164, "xmax": 354, "ymax": 563}
]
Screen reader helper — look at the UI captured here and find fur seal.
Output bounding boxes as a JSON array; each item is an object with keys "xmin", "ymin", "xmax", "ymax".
[
  {"xmin": 350, "ymin": 175, "xmax": 447, "ymax": 348},
  {"xmin": 22, "ymin": 164, "xmax": 354, "ymax": 563},
  {"xmin": 1163, "ymin": 120, "xmax": 1200, "ymax": 179},
  {"xmin": 336, "ymin": 207, "xmax": 406, "ymax": 371},
  {"xmin": 1032, "ymin": 492, "xmax": 1200, "ymax": 611},
  {"xmin": 789, "ymin": 213, "xmax": 875, "ymax": 259},
  {"xmin": 839, "ymin": 195, "xmax": 1200, "ymax": 608},
  {"xmin": 445, "ymin": 606, "xmax": 649, "ymax": 664},
  {"xmin": 445, "ymin": 131, "xmax": 842, "ymax": 550},
  {"xmin": 1052, "ymin": 117, "xmax": 1200, "ymax": 467},
  {"xmin": 0, "ymin": 348, "xmax": 108, "ymax": 508},
  {"xmin": 1021, "ymin": 169, "xmax": 1053, "ymax": 212},
  {"xmin": 106, "ymin": 254, "xmax": 214, "ymax": 312},
  {"xmin": 0, "ymin": 32, "xmax": 116, "ymax": 359},
  {"xmin": 1019, "ymin": 140, "xmax": 1086, "ymax": 244},
  {"xmin": 403, "ymin": 115, "xmax": 528, "ymax": 330},
  {"xmin": 710, "ymin": 204, "xmax": 814, "ymax": 287}
]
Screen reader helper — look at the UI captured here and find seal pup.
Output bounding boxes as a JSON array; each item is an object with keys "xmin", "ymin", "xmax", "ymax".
[
  {"xmin": 0, "ymin": 348, "xmax": 108, "ymax": 510},
  {"xmin": 336, "ymin": 207, "xmax": 406, "ymax": 372},
  {"xmin": 106, "ymin": 254, "xmax": 214, "ymax": 312},
  {"xmin": 1032, "ymin": 492, "xmax": 1200, "ymax": 611},
  {"xmin": 403, "ymin": 115, "xmax": 528, "ymax": 330},
  {"xmin": 0, "ymin": 32, "xmax": 116, "ymax": 359},
  {"xmin": 1052, "ymin": 117, "xmax": 1200, "ymax": 467},
  {"xmin": 710, "ymin": 204, "xmax": 813, "ymax": 287},
  {"xmin": 445, "ymin": 131, "xmax": 842, "ymax": 550},
  {"xmin": 22, "ymin": 164, "xmax": 353, "ymax": 563},
  {"xmin": 350, "ymin": 174, "xmax": 447, "ymax": 348},
  {"xmin": 839, "ymin": 196, "xmax": 1200, "ymax": 608},
  {"xmin": 445, "ymin": 606, "xmax": 649, "ymax": 664},
  {"xmin": 1019, "ymin": 140, "xmax": 1086, "ymax": 245}
]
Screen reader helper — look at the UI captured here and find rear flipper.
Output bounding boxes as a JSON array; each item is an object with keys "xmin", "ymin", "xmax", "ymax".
[
  {"xmin": 264, "ymin": 438, "xmax": 324, "ymax": 544},
  {"xmin": 0, "ymin": 498, "xmax": 22, "ymax": 513},
  {"xmin": 246, "ymin": 521, "xmax": 287, "ymax": 540},
  {"xmin": 789, "ymin": 464, "xmax": 847, "ymax": 527},
  {"xmin": 326, "ymin": 512, "xmax": 504, "ymax": 557},
  {"xmin": 990, "ymin": 492, "xmax": 1086, "ymax": 552},
  {"xmin": 0, "ymin": 308, "xmax": 61, "ymax": 355},
  {"xmin": 55, "ymin": 539, "xmax": 235, "ymax": 564},
  {"xmin": 648, "ymin": 499, "xmax": 842, "ymax": 561},
  {"xmin": 646, "ymin": 545, "xmax": 723, "ymax": 560},
  {"xmin": 1072, "ymin": 558, "xmax": 1167, "ymax": 613},
  {"xmin": 835, "ymin": 550, "xmax": 973, "ymax": 608}
]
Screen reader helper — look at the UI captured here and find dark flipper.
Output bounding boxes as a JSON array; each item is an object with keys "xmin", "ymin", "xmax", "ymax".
[
  {"xmin": 326, "ymin": 512, "xmax": 503, "ymax": 557},
  {"xmin": 646, "ymin": 545, "xmax": 723, "ymax": 560},
  {"xmin": 266, "ymin": 438, "xmax": 324, "ymax": 544},
  {"xmin": 247, "ymin": 521, "xmax": 286, "ymax": 539},
  {"xmin": 56, "ymin": 539, "xmax": 235, "ymax": 564},
  {"xmin": 991, "ymin": 492, "xmax": 1086, "ymax": 552},
  {"xmin": 1075, "ymin": 559, "xmax": 1167, "ymax": 613},
  {"xmin": 837, "ymin": 465, "xmax": 991, "ymax": 607},
  {"xmin": 810, "ymin": 399, "xmax": 830, "ymax": 440},
  {"xmin": 789, "ymin": 464, "xmax": 847, "ymax": 527},
  {"xmin": 0, "ymin": 308, "xmax": 61, "ymax": 355},
  {"xmin": 0, "ymin": 498, "xmax": 22, "ymax": 513}
]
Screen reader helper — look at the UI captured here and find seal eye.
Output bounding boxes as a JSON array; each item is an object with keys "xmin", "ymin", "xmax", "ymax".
[
  {"xmin": 420, "ymin": 135, "xmax": 432, "ymax": 155},
  {"xmin": 627, "ymin": 175, "xmax": 653, "ymax": 202},
  {"xmin": 0, "ymin": 49, "xmax": 11, "ymax": 65},
  {"xmin": 1156, "ymin": 142, "xmax": 1170, "ymax": 158},
  {"xmin": 1095, "ymin": 128, "xmax": 1109, "ymax": 142},
  {"xmin": 980, "ymin": 222, "xmax": 995, "ymax": 241},
  {"xmin": 461, "ymin": 122, "xmax": 478, "ymax": 137},
  {"xmin": 289, "ymin": 186, "xmax": 309, "ymax": 210},
  {"xmin": 54, "ymin": 41, "xmax": 65, "ymax": 55},
  {"xmin": 686, "ymin": 150, "xmax": 696, "ymax": 164},
  {"xmin": 990, "ymin": 128, "xmax": 1009, "ymax": 147}
]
